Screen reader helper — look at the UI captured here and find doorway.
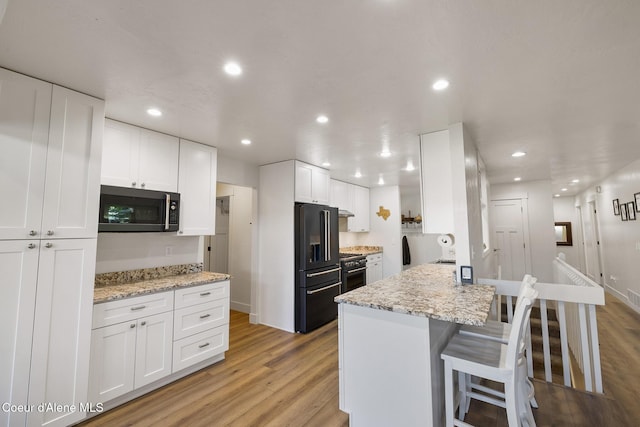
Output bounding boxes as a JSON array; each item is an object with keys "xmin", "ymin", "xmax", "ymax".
[
  {"xmin": 490, "ymin": 198, "xmax": 532, "ymax": 280},
  {"xmin": 583, "ymin": 200, "xmax": 604, "ymax": 284}
]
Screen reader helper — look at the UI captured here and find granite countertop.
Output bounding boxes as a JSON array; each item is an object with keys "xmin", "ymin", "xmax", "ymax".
[
  {"xmin": 93, "ymin": 263, "xmax": 230, "ymax": 304},
  {"xmin": 340, "ymin": 245, "xmax": 383, "ymax": 255},
  {"xmin": 334, "ymin": 263, "xmax": 495, "ymax": 326}
]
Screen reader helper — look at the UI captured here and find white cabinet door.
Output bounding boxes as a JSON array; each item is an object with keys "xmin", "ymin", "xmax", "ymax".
[
  {"xmin": 28, "ymin": 238, "xmax": 97, "ymax": 427},
  {"xmin": 366, "ymin": 254, "xmax": 383, "ymax": 283},
  {"xmin": 101, "ymin": 119, "xmax": 179, "ymax": 192},
  {"xmin": 295, "ymin": 161, "xmax": 330, "ymax": 205},
  {"xmin": 41, "ymin": 86, "xmax": 104, "ymax": 239},
  {"xmin": 134, "ymin": 311, "xmax": 174, "ymax": 388},
  {"xmin": 330, "ymin": 179, "xmax": 351, "ymax": 211},
  {"xmin": 88, "ymin": 320, "xmax": 137, "ymax": 403},
  {"xmin": 138, "ymin": 129, "xmax": 179, "ymax": 192},
  {"xmin": 348, "ymin": 185, "xmax": 370, "ymax": 232},
  {"xmin": 0, "ymin": 69, "xmax": 51, "ymax": 240},
  {"xmin": 101, "ymin": 119, "xmax": 139, "ymax": 189},
  {"xmin": 0, "ymin": 240, "xmax": 39, "ymax": 427},
  {"xmin": 178, "ymin": 139, "xmax": 217, "ymax": 236}
]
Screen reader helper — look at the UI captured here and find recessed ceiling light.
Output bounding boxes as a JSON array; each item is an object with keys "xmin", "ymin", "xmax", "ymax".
[
  {"xmin": 241, "ymin": 139, "xmax": 251, "ymax": 145},
  {"xmin": 512, "ymin": 151, "xmax": 527, "ymax": 158},
  {"xmin": 379, "ymin": 150, "xmax": 391, "ymax": 158},
  {"xmin": 316, "ymin": 115, "xmax": 329, "ymax": 124},
  {"xmin": 571, "ymin": 179, "xmax": 580, "ymax": 183},
  {"xmin": 432, "ymin": 79, "xmax": 449, "ymax": 91},
  {"xmin": 554, "ymin": 194, "xmax": 561, "ymax": 197},
  {"xmin": 405, "ymin": 161, "xmax": 415, "ymax": 172},
  {"xmin": 223, "ymin": 62, "xmax": 243, "ymax": 76},
  {"xmin": 378, "ymin": 176, "xmax": 385, "ymax": 186},
  {"xmin": 561, "ymin": 188, "xmax": 568, "ymax": 192},
  {"xmin": 322, "ymin": 162, "xmax": 331, "ymax": 167},
  {"xmin": 514, "ymin": 177, "xmax": 522, "ymax": 181},
  {"xmin": 354, "ymin": 170, "xmax": 362, "ymax": 178},
  {"xmin": 147, "ymin": 108, "xmax": 162, "ymax": 117}
]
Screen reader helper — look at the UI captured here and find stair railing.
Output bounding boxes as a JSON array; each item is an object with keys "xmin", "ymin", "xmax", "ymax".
[{"xmin": 478, "ymin": 256, "xmax": 605, "ymax": 393}]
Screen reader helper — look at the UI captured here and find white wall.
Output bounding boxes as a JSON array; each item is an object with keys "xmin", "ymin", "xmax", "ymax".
[
  {"xmin": 491, "ymin": 180, "xmax": 556, "ymax": 282},
  {"xmin": 575, "ymin": 158, "xmax": 640, "ymax": 311},
  {"xmin": 401, "ymin": 233, "xmax": 442, "ymax": 269},
  {"xmin": 366, "ymin": 186, "xmax": 403, "ymax": 278},
  {"xmin": 96, "ymin": 233, "xmax": 201, "ymax": 273},
  {"xmin": 217, "ymin": 153, "xmax": 259, "ymax": 189},
  {"xmin": 552, "ymin": 196, "xmax": 584, "ymax": 271}
]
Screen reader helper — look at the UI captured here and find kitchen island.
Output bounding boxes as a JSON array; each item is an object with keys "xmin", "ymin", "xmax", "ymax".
[{"xmin": 334, "ymin": 263, "xmax": 495, "ymax": 427}]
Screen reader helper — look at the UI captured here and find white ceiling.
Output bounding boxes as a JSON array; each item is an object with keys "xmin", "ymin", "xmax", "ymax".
[{"xmin": 2, "ymin": 1, "xmax": 640, "ymax": 196}]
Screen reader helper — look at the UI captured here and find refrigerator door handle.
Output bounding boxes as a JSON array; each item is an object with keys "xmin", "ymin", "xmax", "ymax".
[
  {"xmin": 323, "ymin": 210, "xmax": 330, "ymax": 261},
  {"xmin": 307, "ymin": 282, "xmax": 342, "ymax": 295},
  {"xmin": 306, "ymin": 266, "xmax": 342, "ymax": 278}
]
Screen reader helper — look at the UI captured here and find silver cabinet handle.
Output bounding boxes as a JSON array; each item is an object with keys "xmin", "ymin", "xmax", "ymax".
[
  {"xmin": 198, "ymin": 342, "xmax": 210, "ymax": 349},
  {"xmin": 141, "ymin": 182, "xmax": 145, "ymax": 188},
  {"xmin": 200, "ymin": 292, "xmax": 211, "ymax": 296},
  {"xmin": 164, "ymin": 194, "xmax": 170, "ymax": 230},
  {"xmin": 130, "ymin": 305, "xmax": 146, "ymax": 311},
  {"xmin": 307, "ymin": 282, "xmax": 341, "ymax": 295},
  {"xmin": 47, "ymin": 230, "xmax": 54, "ymax": 236},
  {"xmin": 28, "ymin": 243, "xmax": 36, "ymax": 249},
  {"xmin": 130, "ymin": 324, "xmax": 136, "ymax": 328},
  {"xmin": 348, "ymin": 267, "xmax": 367, "ymax": 273},
  {"xmin": 200, "ymin": 314, "xmax": 211, "ymax": 319},
  {"xmin": 44, "ymin": 243, "xmax": 53, "ymax": 248},
  {"xmin": 29, "ymin": 230, "xmax": 37, "ymax": 236},
  {"xmin": 132, "ymin": 181, "xmax": 136, "ymax": 187},
  {"xmin": 140, "ymin": 321, "xmax": 146, "ymax": 326},
  {"xmin": 307, "ymin": 267, "xmax": 341, "ymax": 278}
]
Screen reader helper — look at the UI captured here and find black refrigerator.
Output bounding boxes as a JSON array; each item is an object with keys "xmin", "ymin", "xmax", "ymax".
[{"xmin": 295, "ymin": 202, "xmax": 341, "ymax": 333}]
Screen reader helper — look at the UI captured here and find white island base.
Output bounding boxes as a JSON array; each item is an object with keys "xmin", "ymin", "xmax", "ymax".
[{"xmin": 338, "ymin": 303, "xmax": 458, "ymax": 427}]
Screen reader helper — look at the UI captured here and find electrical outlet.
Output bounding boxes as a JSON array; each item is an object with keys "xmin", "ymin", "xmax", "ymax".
[{"xmin": 165, "ymin": 246, "xmax": 173, "ymax": 256}]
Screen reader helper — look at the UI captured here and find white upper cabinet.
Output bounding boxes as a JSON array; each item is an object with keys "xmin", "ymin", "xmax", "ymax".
[
  {"xmin": 41, "ymin": 86, "xmax": 105, "ymax": 239},
  {"xmin": 330, "ymin": 179, "xmax": 350, "ymax": 210},
  {"xmin": 102, "ymin": 119, "xmax": 179, "ymax": 192},
  {"xmin": 294, "ymin": 161, "xmax": 330, "ymax": 205},
  {"xmin": 348, "ymin": 185, "xmax": 370, "ymax": 232},
  {"xmin": 178, "ymin": 139, "xmax": 217, "ymax": 236},
  {"xmin": 0, "ymin": 68, "xmax": 104, "ymax": 240}
]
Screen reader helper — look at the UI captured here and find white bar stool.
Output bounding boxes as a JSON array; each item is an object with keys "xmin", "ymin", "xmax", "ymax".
[
  {"xmin": 441, "ymin": 285, "xmax": 539, "ymax": 427},
  {"xmin": 458, "ymin": 275, "xmax": 539, "ymax": 413}
]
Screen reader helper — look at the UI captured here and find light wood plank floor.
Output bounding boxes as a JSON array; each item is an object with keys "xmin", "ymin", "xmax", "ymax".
[{"xmin": 81, "ymin": 294, "xmax": 638, "ymax": 426}]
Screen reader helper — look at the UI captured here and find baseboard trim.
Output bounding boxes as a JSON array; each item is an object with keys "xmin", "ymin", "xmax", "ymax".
[
  {"xmin": 604, "ymin": 284, "xmax": 640, "ymax": 315},
  {"xmin": 230, "ymin": 300, "xmax": 250, "ymax": 313}
]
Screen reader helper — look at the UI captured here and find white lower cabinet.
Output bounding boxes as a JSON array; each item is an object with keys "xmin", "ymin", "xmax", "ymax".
[
  {"xmin": 89, "ymin": 293, "xmax": 174, "ymax": 403},
  {"xmin": 88, "ymin": 280, "xmax": 230, "ymax": 408},
  {"xmin": 366, "ymin": 253, "xmax": 383, "ymax": 284}
]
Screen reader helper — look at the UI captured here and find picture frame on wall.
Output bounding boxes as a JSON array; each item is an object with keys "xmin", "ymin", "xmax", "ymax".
[
  {"xmin": 635, "ymin": 193, "xmax": 640, "ymax": 212},
  {"xmin": 628, "ymin": 202, "xmax": 637, "ymax": 220},
  {"xmin": 621, "ymin": 202, "xmax": 629, "ymax": 221},
  {"xmin": 613, "ymin": 198, "xmax": 620, "ymax": 215}
]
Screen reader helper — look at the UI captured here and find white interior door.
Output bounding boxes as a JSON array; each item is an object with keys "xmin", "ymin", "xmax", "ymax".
[
  {"xmin": 490, "ymin": 199, "xmax": 530, "ymax": 280},
  {"xmin": 583, "ymin": 201, "xmax": 602, "ymax": 283}
]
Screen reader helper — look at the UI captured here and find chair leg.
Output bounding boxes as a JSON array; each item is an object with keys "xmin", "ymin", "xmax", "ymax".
[
  {"xmin": 458, "ymin": 371, "xmax": 467, "ymax": 421},
  {"xmin": 505, "ymin": 379, "xmax": 521, "ymax": 427},
  {"xmin": 444, "ymin": 360, "xmax": 455, "ymax": 427}
]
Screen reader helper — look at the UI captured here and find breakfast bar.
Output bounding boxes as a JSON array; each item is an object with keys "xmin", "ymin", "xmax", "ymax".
[{"xmin": 335, "ymin": 263, "xmax": 495, "ymax": 427}]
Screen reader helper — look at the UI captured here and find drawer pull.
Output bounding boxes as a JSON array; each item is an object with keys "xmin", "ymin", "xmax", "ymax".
[
  {"xmin": 198, "ymin": 342, "xmax": 210, "ymax": 349},
  {"xmin": 200, "ymin": 292, "xmax": 211, "ymax": 297},
  {"xmin": 130, "ymin": 305, "xmax": 146, "ymax": 311},
  {"xmin": 200, "ymin": 314, "xmax": 211, "ymax": 319},
  {"xmin": 130, "ymin": 324, "xmax": 136, "ymax": 329}
]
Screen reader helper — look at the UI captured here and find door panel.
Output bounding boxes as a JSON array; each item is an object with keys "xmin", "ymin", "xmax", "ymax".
[{"xmin": 491, "ymin": 199, "xmax": 528, "ymax": 280}]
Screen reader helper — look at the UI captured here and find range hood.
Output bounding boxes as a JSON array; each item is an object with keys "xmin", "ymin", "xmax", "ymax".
[{"xmin": 338, "ymin": 209, "xmax": 355, "ymax": 218}]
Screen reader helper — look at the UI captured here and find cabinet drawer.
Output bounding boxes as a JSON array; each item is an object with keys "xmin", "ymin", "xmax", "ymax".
[
  {"xmin": 93, "ymin": 292, "xmax": 174, "ymax": 329},
  {"xmin": 174, "ymin": 280, "xmax": 229, "ymax": 309},
  {"xmin": 172, "ymin": 325, "xmax": 228, "ymax": 373},
  {"xmin": 173, "ymin": 299, "xmax": 230, "ymax": 341},
  {"xmin": 366, "ymin": 253, "xmax": 382, "ymax": 263}
]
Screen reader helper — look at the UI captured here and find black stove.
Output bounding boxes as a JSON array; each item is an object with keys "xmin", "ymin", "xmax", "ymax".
[{"xmin": 339, "ymin": 253, "xmax": 367, "ymax": 293}]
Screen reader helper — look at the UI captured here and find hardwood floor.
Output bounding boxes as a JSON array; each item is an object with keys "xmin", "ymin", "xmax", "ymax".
[{"xmin": 81, "ymin": 295, "xmax": 638, "ymax": 427}]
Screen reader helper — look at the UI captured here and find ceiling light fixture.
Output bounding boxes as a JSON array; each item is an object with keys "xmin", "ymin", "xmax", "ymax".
[
  {"xmin": 380, "ymin": 150, "xmax": 391, "ymax": 158},
  {"xmin": 405, "ymin": 161, "xmax": 415, "ymax": 172},
  {"xmin": 432, "ymin": 79, "xmax": 449, "ymax": 91},
  {"xmin": 241, "ymin": 139, "xmax": 251, "ymax": 145},
  {"xmin": 223, "ymin": 62, "xmax": 243, "ymax": 76},
  {"xmin": 146, "ymin": 108, "xmax": 162, "ymax": 117},
  {"xmin": 514, "ymin": 177, "xmax": 522, "ymax": 181},
  {"xmin": 561, "ymin": 188, "xmax": 568, "ymax": 192},
  {"xmin": 511, "ymin": 151, "xmax": 526, "ymax": 158},
  {"xmin": 316, "ymin": 115, "xmax": 329, "ymax": 124},
  {"xmin": 378, "ymin": 176, "xmax": 385, "ymax": 186},
  {"xmin": 322, "ymin": 162, "xmax": 331, "ymax": 167},
  {"xmin": 354, "ymin": 170, "xmax": 362, "ymax": 178},
  {"xmin": 554, "ymin": 194, "xmax": 561, "ymax": 197},
  {"xmin": 571, "ymin": 179, "xmax": 580, "ymax": 183}
]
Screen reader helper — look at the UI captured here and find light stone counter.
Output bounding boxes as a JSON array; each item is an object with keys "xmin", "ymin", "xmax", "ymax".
[
  {"xmin": 339, "ymin": 245, "xmax": 382, "ymax": 255},
  {"xmin": 336, "ymin": 263, "xmax": 495, "ymax": 426},
  {"xmin": 335, "ymin": 263, "xmax": 494, "ymax": 326},
  {"xmin": 94, "ymin": 265, "xmax": 230, "ymax": 304}
]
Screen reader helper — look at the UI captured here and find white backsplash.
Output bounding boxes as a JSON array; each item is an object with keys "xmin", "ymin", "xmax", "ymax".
[{"xmin": 96, "ymin": 233, "xmax": 202, "ymax": 274}]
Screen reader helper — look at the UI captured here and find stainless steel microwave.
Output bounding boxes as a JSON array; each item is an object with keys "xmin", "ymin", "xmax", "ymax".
[{"xmin": 98, "ymin": 185, "xmax": 180, "ymax": 232}]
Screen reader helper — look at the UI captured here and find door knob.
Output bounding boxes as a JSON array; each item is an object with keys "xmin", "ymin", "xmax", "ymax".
[
  {"xmin": 29, "ymin": 230, "xmax": 37, "ymax": 236},
  {"xmin": 28, "ymin": 243, "xmax": 36, "ymax": 249},
  {"xmin": 45, "ymin": 243, "xmax": 53, "ymax": 248},
  {"xmin": 47, "ymin": 230, "xmax": 54, "ymax": 236}
]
